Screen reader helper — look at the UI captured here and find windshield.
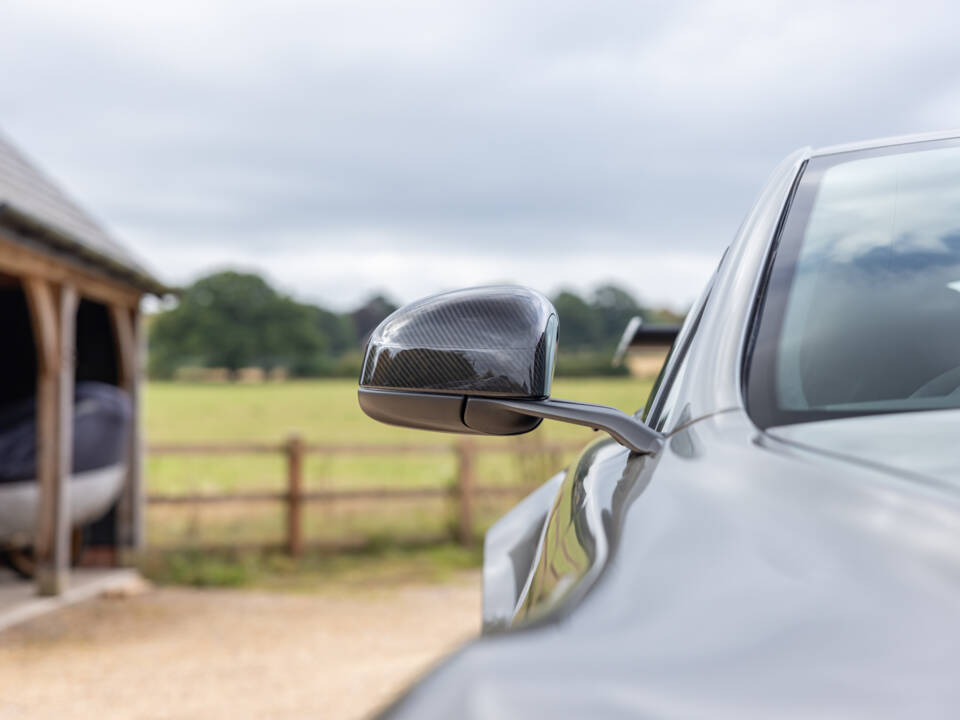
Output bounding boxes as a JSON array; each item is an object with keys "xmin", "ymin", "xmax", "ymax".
[{"xmin": 748, "ymin": 139, "xmax": 960, "ymax": 428}]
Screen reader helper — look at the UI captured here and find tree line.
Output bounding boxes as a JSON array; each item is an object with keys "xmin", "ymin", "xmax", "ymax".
[{"xmin": 147, "ymin": 271, "xmax": 682, "ymax": 380}]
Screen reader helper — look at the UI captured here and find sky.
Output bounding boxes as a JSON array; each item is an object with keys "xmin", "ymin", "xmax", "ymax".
[{"xmin": 2, "ymin": 0, "xmax": 959, "ymax": 313}]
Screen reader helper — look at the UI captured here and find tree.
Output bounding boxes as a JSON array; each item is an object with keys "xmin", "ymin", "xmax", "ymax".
[
  {"xmin": 149, "ymin": 271, "xmax": 326, "ymax": 378},
  {"xmin": 351, "ymin": 294, "xmax": 398, "ymax": 345},
  {"xmin": 551, "ymin": 290, "xmax": 605, "ymax": 350},
  {"xmin": 311, "ymin": 306, "xmax": 358, "ymax": 357},
  {"xmin": 147, "ymin": 271, "xmax": 681, "ymax": 380},
  {"xmin": 590, "ymin": 283, "xmax": 644, "ymax": 344}
]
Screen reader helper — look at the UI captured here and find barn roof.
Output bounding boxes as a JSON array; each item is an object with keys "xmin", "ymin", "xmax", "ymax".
[{"xmin": 0, "ymin": 134, "xmax": 168, "ymax": 295}]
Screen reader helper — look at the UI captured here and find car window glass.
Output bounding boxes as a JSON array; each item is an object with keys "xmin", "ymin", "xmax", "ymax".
[{"xmin": 748, "ymin": 140, "xmax": 960, "ymax": 427}]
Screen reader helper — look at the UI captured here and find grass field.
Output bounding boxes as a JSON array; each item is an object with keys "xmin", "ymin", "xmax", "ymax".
[
  {"xmin": 145, "ymin": 377, "xmax": 651, "ymax": 445},
  {"xmin": 143, "ymin": 377, "xmax": 653, "ymax": 549}
]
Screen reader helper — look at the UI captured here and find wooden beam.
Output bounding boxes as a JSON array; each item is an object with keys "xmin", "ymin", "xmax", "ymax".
[
  {"xmin": 110, "ymin": 305, "xmax": 136, "ymax": 389},
  {"xmin": 0, "ymin": 230, "xmax": 142, "ymax": 309},
  {"xmin": 286, "ymin": 434, "xmax": 305, "ymax": 558},
  {"xmin": 114, "ymin": 307, "xmax": 145, "ymax": 555},
  {"xmin": 23, "ymin": 280, "xmax": 58, "ymax": 589},
  {"xmin": 23, "ymin": 277, "xmax": 57, "ymax": 376},
  {"xmin": 52, "ymin": 285, "xmax": 78, "ymax": 591},
  {"xmin": 25, "ymin": 280, "xmax": 78, "ymax": 596}
]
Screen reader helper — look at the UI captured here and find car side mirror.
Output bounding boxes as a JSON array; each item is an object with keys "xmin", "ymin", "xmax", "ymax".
[{"xmin": 358, "ymin": 286, "xmax": 663, "ymax": 454}]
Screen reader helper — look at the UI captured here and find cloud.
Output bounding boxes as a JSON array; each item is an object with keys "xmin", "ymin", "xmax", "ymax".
[{"xmin": 1, "ymin": 0, "xmax": 959, "ymax": 310}]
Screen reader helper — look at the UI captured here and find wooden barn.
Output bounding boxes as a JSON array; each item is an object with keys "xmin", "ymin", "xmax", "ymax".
[{"xmin": 0, "ymin": 135, "xmax": 167, "ymax": 596}]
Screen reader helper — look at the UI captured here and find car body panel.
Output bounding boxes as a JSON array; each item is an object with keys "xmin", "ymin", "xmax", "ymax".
[
  {"xmin": 379, "ymin": 134, "xmax": 960, "ymax": 717},
  {"xmin": 682, "ymin": 147, "xmax": 808, "ymax": 420},
  {"xmin": 482, "ymin": 469, "xmax": 566, "ymax": 632},
  {"xmin": 509, "ymin": 438, "xmax": 656, "ymax": 629},
  {"xmin": 766, "ymin": 409, "xmax": 960, "ymax": 489},
  {"xmin": 812, "ymin": 127, "xmax": 960, "ymax": 158},
  {"xmin": 386, "ymin": 409, "xmax": 960, "ymax": 718},
  {"xmin": 480, "ymin": 146, "xmax": 813, "ymax": 634}
]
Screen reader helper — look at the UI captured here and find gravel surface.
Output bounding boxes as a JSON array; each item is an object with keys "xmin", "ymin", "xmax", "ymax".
[{"xmin": 0, "ymin": 573, "xmax": 481, "ymax": 719}]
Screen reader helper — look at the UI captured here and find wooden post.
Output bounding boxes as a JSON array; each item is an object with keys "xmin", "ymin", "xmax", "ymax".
[
  {"xmin": 112, "ymin": 304, "xmax": 145, "ymax": 559},
  {"xmin": 24, "ymin": 278, "xmax": 59, "ymax": 593},
  {"xmin": 286, "ymin": 434, "xmax": 304, "ymax": 557},
  {"xmin": 456, "ymin": 439, "xmax": 476, "ymax": 547},
  {"xmin": 25, "ymin": 279, "xmax": 77, "ymax": 596},
  {"xmin": 54, "ymin": 285, "xmax": 78, "ymax": 585}
]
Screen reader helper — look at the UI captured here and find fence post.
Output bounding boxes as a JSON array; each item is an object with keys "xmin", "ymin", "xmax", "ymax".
[
  {"xmin": 286, "ymin": 434, "xmax": 304, "ymax": 557},
  {"xmin": 455, "ymin": 439, "xmax": 476, "ymax": 547}
]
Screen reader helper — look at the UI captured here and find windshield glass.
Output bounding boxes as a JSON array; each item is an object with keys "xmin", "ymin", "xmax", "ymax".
[{"xmin": 748, "ymin": 139, "xmax": 960, "ymax": 427}]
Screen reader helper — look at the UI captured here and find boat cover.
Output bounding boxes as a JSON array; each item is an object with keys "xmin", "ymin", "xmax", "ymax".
[{"xmin": 0, "ymin": 381, "xmax": 132, "ymax": 484}]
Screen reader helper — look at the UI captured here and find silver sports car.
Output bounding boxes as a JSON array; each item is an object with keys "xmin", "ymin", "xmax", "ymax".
[{"xmin": 358, "ymin": 129, "xmax": 960, "ymax": 718}]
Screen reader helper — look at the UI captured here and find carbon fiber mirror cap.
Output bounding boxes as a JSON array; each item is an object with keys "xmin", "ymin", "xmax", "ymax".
[{"xmin": 359, "ymin": 285, "xmax": 558, "ymax": 399}]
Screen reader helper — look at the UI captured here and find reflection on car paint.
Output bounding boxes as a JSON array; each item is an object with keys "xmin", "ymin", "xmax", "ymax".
[{"xmin": 512, "ymin": 438, "xmax": 656, "ymax": 627}]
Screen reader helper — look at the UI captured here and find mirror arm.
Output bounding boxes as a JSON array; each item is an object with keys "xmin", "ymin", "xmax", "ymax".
[{"xmin": 465, "ymin": 397, "xmax": 664, "ymax": 454}]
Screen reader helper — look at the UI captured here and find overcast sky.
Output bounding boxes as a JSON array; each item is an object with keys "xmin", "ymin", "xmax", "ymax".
[{"xmin": 2, "ymin": 0, "xmax": 958, "ymax": 312}]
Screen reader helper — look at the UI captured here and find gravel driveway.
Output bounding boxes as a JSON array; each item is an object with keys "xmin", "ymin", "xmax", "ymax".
[{"xmin": 0, "ymin": 572, "xmax": 480, "ymax": 719}]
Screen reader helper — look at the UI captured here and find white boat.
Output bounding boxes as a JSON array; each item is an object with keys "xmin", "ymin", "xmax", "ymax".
[{"xmin": 0, "ymin": 382, "xmax": 131, "ymax": 547}]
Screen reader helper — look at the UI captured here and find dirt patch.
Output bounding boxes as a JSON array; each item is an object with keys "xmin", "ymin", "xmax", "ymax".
[{"xmin": 0, "ymin": 572, "xmax": 481, "ymax": 719}]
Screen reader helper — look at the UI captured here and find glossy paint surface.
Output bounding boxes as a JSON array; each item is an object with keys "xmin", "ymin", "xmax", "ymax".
[
  {"xmin": 507, "ymin": 438, "xmax": 654, "ymax": 628},
  {"xmin": 379, "ymin": 133, "xmax": 960, "ymax": 718},
  {"xmin": 387, "ymin": 410, "xmax": 960, "ymax": 718},
  {"xmin": 767, "ymin": 409, "xmax": 960, "ymax": 488}
]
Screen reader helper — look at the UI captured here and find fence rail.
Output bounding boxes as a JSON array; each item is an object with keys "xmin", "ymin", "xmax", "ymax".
[{"xmin": 147, "ymin": 435, "xmax": 584, "ymax": 554}]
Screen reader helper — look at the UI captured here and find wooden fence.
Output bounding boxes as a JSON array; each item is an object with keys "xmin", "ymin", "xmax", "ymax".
[{"xmin": 146, "ymin": 435, "xmax": 583, "ymax": 554}]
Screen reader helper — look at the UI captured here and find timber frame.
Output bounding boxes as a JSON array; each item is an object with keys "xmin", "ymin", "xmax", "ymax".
[{"xmin": 1, "ymin": 227, "xmax": 149, "ymax": 596}]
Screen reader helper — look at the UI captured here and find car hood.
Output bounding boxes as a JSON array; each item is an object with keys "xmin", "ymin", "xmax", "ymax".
[
  {"xmin": 381, "ymin": 409, "xmax": 960, "ymax": 719},
  {"xmin": 764, "ymin": 408, "xmax": 960, "ymax": 488}
]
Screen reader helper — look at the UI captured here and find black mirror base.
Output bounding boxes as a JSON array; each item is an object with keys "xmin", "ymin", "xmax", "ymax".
[{"xmin": 358, "ymin": 388, "xmax": 664, "ymax": 454}]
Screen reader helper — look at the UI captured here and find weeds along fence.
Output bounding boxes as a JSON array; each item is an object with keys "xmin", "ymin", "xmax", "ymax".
[{"xmin": 146, "ymin": 435, "xmax": 585, "ymax": 554}]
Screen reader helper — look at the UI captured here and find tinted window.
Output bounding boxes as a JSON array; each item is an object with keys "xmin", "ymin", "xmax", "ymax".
[{"xmin": 748, "ymin": 140, "xmax": 960, "ymax": 427}]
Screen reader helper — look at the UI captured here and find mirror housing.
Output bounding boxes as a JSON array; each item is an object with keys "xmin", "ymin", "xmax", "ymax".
[
  {"xmin": 359, "ymin": 286, "xmax": 555, "ymax": 435},
  {"xmin": 359, "ymin": 286, "xmax": 664, "ymax": 454},
  {"xmin": 361, "ymin": 286, "xmax": 557, "ymax": 400}
]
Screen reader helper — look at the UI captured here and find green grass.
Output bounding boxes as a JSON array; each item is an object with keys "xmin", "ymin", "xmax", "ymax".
[
  {"xmin": 145, "ymin": 377, "xmax": 650, "ymax": 445},
  {"xmin": 139, "ymin": 543, "xmax": 484, "ymax": 590},
  {"xmin": 143, "ymin": 377, "xmax": 653, "ymax": 548}
]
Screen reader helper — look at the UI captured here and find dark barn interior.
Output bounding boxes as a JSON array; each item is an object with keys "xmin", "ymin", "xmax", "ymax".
[{"xmin": 0, "ymin": 136, "xmax": 166, "ymax": 596}]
